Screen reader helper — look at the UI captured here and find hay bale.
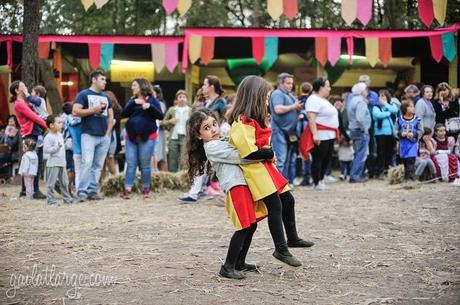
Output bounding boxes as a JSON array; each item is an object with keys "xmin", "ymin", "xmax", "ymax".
[
  {"xmin": 387, "ymin": 165, "xmax": 405, "ymax": 185},
  {"xmin": 101, "ymin": 171, "xmax": 190, "ymax": 197}
]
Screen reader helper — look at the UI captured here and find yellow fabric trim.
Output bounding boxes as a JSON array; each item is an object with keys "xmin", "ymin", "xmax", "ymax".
[
  {"xmin": 254, "ymin": 200, "xmax": 268, "ymax": 220},
  {"xmin": 229, "ymin": 120, "xmax": 259, "ymax": 158},
  {"xmin": 225, "ymin": 192, "xmax": 242, "ymax": 231}
]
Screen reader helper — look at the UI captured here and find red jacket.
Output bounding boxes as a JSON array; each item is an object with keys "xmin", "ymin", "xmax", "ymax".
[
  {"xmin": 299, "ymin": 123, "xmax": 340, "ymax": 160},
  {"xmin": 13, "ymin": 100, "xmax": 47, "ymax": 136}
]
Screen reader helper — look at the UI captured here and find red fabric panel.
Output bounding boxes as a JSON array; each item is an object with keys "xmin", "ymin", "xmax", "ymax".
[
  {"xmin": 418, "ymin": 0, "xmax": 434, "ymax": 27},
  {"xmin": 88, "ymin": 43, "xmax": 101, "ymax": 70},
  {"xmin": 252, "ymin": 37, "xmax": 265, "ymax": 64},
  {"xmin": 315, "ymin": 37, "xmax": 328, "ymax": 67},
  {"xmin": 378, "ymin": 37, "xmax": 392, "ymax": 67},
  {"xmin": 429, "ymin": 35, "xmax": 443, "ymax": 62}
]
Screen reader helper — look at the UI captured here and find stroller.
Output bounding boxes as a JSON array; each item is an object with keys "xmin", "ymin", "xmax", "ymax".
[{"xmin": 0, "ymin": 144, "xmax": 14, "ymax": 185}]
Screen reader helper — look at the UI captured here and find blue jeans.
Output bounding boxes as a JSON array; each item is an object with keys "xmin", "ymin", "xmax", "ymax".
[
  {"xmin": 303, "ymin": 159, "xmax": 312, "ymax": 182},
  {"xmin": 339, "ymin": 161, "xmax": 352, "ymax": 177},
  {"xmin": 350, "ymin": 130, "xmax": 370, "ymax": 181},
  {"xmin": 78, "ymin": 134, "xmax": 110, "ymax": 198},
  {"xmin": 272, "ymin": 128, "xmax": 297, "ymax": 183},
  {"xmin": 125, "ymin": 138, "xmax": 156, "ymax": 189}
]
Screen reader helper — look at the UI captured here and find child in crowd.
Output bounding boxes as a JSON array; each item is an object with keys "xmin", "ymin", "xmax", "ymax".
[
  {"xmin": 431, "ymin": 123, "xmax": 460, "ymax": 181},
  {"xmin": 185, "ymin": 108, "xmax": 268, "ymax": 279},
  {"xmin": 229, "ymin": 75, "xmax": 314, "ymax": 268},
  {"xmin": 18, "ymin": 138, "xmax": 38, "ymax": 200},
  {"xmin": 393, "ymin": 100, "xmax": 423, "ymax": 182},
  {"xmin": 30, "ymin": 85, "xmax": 49, "ymax": 120},
  {"xmin": 43, "ymin": 115, "xmax": 76, "ymax": 206},
  {"xmin": 415, "ymin": 128, "xmax": 436, "ymax": 181},
  {"xmin": 338, "ymin": 139, "xmax": 354, "ymax": 181}
]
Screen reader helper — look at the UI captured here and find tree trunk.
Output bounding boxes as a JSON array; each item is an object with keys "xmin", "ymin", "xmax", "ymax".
[
  {"xmin": 37, "ymin": 59, "xmax": 62, "ymax": 115},
  {"xmin": 21, "ymin": 0, "xmax": 42, "ymax": 88},
  {"xmin": 252, "ymin": 0, "xmax": 261, "ymax": 27}
]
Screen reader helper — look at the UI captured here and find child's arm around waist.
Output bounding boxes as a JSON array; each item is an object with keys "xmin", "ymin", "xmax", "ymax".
[{"xmin": 205, "ymin": 140, "xmax": 264, "ymax": 165}]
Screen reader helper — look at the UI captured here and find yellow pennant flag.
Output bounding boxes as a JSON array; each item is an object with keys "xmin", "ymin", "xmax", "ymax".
[
  {"xmin": 267, "ymin": 0, "xmax": 283, "ymax": 20},
  {"xmin": 189, "ymin": 35, "xmax": 202, "ymax": 64},
  {"xmin": 81, "ymin": 0, "xmax": 94, "ymax": 11},
  {"xmin": 433, "ymin": 0, "xmax": 447, "ymax": 25},
  {"xmin": 365, "ymin": 37, "xmax": 379, "ymax": 67},
  {"xmin": 341, "ymin": 0, "xmax": 357, "ymax": 26},
  {"xmin": 177, "ymin": 0, "xmax": 192, "ymax": 16}
]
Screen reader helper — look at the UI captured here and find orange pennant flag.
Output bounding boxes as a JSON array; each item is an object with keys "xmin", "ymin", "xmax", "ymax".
[
  {"xmin": 200, "ymin": 37, "xmax": 215, "ymax": 65},
  {"xmin": 379, "ymin": 37, "xmax": 392, "ymax": 68},
  {"xmin": 283, "ymin": 0, "xmax": 298, "ymax": 20},
  {"xmin": 38, "ymin": 42, "xmax": 50, "ymax": 59},
  {"xmin": 315, "ymin": 37, "xmax": 328, "ymax": 67}
]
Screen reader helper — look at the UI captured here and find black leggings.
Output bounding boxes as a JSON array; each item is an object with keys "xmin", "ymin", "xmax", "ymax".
[
  {"xmin": 376, "ymin": 135, "xmax": 395, "ymax": 174},
  {"xmin": 224, "ymin": 223, "xmax": 257, "ymax": 269},
  {"xmin": 403, "ymin": 157, "xmax": 416, "ymax": 180},
  {"xmin": 311, "ymin": 139, "xmax": 335, "ymax": 185}
]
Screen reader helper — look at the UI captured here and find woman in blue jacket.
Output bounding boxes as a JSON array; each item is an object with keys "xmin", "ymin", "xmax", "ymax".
[
  {"xmin": 121, "ymin": 78, "xmax": 164, "ymax": 199},
  {"xmin": 372, "ymin": 90, "xmax": 399, "ymax": 177}
]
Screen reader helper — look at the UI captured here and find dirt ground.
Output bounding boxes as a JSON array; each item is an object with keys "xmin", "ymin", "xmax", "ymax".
[{"xmin": 0, "ymin": 179, "xmax": 459, "ymax": 305}]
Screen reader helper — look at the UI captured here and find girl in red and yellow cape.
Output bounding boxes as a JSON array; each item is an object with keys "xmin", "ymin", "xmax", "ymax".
[
  {"xmin": 229, "ymin": 75, "xmax": 315, "ymax": 267},
  {"xmin": 184, "ymin": 108, "xmax": 269, "ymax": 280}
]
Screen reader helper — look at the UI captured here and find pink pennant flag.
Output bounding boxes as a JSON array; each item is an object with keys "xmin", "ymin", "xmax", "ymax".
[
  {"xmin": 429, "ymin": 35, "xmax": 443, "ymax": 63},
  {"xmin": 165, "ymin": 42, "xmax": 179, "ymax": 72},
  {"xmin": 418, "ymin": 0, "xmax": 434, "ymax": 27},
  {"xmin": 88, "ymin": 43, "xmax": 101, "ymax": 70},
  {"xmin": 327, "ymin": 36, "xmax": 341, "ymax": 66},
  {"xmin": 252, "ymin": 37, "xmax": 265, "ymax": 64},
  {"xmin": 356, "ymin": 0, "xmax": 372, "ymax": 26},
  {"xmin": 162, "ymin": 0, "xmax": 178, "ymax": 15},
  {"xmin": 346, "ymin": 37, "xmax": 354, "ymax": 64}
]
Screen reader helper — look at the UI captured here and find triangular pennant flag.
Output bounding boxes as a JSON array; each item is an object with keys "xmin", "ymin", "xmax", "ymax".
[
  {"xmin": 346, "ymin": 37, "xmax": 354, "ymax": 64},
  {"xmin": 378, "ymin": 37, "xmax": 392, "ymax": 68},
  {"xmin": 165, "ymin": 42, "xmax": 179, "ymax": 72},
  {"xmin": 283, "ymin": 0, "xmax": 298, "ymax": 20},
  {"xmin": 200, "ymin": 37, "xmax": 215, "ymax": 65},
  {"xmin": 189, "ymin": 35, "xmax": 202, "ymax": 64},
  {"xmin": 429, "ymin": 35, "xmax": 443, "ymax": 63},
  {"xmin": 6, "ymin": 40, "xmax": 12, "ymax": 69},
  {"xmin": 315, "ymin": 37, "xmax": 328, "ymax": 67},
  {"xmin": 442, "ymin": 32, "xmax": 456, "ymax": 62},
  {"xmin": 88, "ymin": 43, "xmax": 101, "ymax": 70},
  {"xmin": 267, "ymin": 0, "xmax": 283, "ymax": 20},
  {"xmin": 151, "ymin": 43, "xmax": 166, "ymax": 72},
  {"xmin": 94, "ymin": 0, "xmax": 109, "ymax": 9},
  {"xmin": 177, "ymin": 0, "xmax": 191, "ymax": 16},
  {"xmin": 433, "ymin": 0, "xmax": 447, "ymax": 25},
  {"xmin": 356, "ymin": 0, "xmax": 372, "ymax": 26},
  {"xmin": 163, "ymin": 0, "xmax": 178, "ymax": 15},
  {"xmin": 418, "ymin": 0, "xmax": 434, "ymax": 27},
  {"xmin": 38, "ymin": 42, "xmax": 50, "ymax": 60},
  {"xmin": 365, "ymin": 37, "xmax": 379, "ymax": 67},
  {"xmin": 100, "ymin": 43, "xmax": 114, "ymax": 72},
  {"xmin": 341, "ymin": 0, "xmax": 357, "ymax": 26},
  {"xmin": 264, "ymin": 37, "xmax": 279, "ymax": 66},
  {"xmin": 327, "ymin": 37, "xmax": 341, "ymax": 66},
  {"xmin": 81, "ymin": 0, "xmax": 94, "ymax": 11},
  {"xmin": 252, "ymin": 37, "xmax": 265, "ymax": 64}
]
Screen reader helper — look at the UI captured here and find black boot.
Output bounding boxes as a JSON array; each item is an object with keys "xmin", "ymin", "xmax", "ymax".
[
  {"xmin": 219, "ymin": 265, "xmax": 245, "ymax": 279},
  {"xmin": 220, "ymin": 229, "xmax": 249, "ymax": 279},
  {"xmin": 235, "ymin": 223, "xmax": 258, "ymax": 272},
  {"xmin": 281, "ymin": 192, "xmax": 315, "ymax": 248},
  {"xmin": 273, "ymin": 244, "xmax": 302, "ymax": 267}
]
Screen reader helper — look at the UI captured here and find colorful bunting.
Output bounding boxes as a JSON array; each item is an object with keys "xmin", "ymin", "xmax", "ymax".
[
  {"xmin": 163, "ymin": 0, "xmax": 178, "ymax": 15},
  {"xmin": 6, "ymin": 39, "xmax": 12, "ymax": 69},
  {"xmin": 189, "ymin": 35, "xmax": 202, "ymax": 64},
  {"xmin": 252, "ymin": 37, "xmax": 265, "ymax": 64},
  {"xmin": 327, "ymin": 37, "xmax": 341, "ymax": 66},
  {"xmin": 151, "ymin": 43, "xmax": 166, "ymax": 72},
  {"xmin": 346, "ymin": 37, "xmax": 354, "ymax": 64},
  {"xmin": 81, "ymin": 0, "xmax": 94, "ymax": 11},
  {"xmin": 315, "ymin": 37, "xmax": 328, "ymax": 67},
  {"xmin": 442, "ymin": 32, "xmax": 456, "ymax": 62},
  {"xmin": 200, "ymin": 36, "xmax": 215, "ymax": 65},
  {"xmin": 88, "ymin": 43, "xmax": 101, "ymax": 70},
  {"xmin": 94, "ymin": 0, "xmax": 109, "ymax": 9},
  {"xmin": 356, "ymin": 0, "xmax": 372, "ymax": 26},
  {"xmin": 365, "ymin": 37, "xmax": 379, "ymax": 67},
  {"xmin": 264, "ymin": 37, "xmax": 279, "ymax": 66},
  {"xmin": 38, "ymin": 42, "xmax": 50, "ymax": 60},
  {"xmin": 433, "ymin": 0, "xmax": 447, "ymax": 25},
  {"xmin": 165, "ymin": 42, "xmax": 179, "ymax": 72},
  {"xmin": 429, "ymin": 35, "xmax": 443, "ymax": 62},
  {"xmin": 267, "ymin": 0, "xmax": 283, "ymax": 20},
  {"xmin": 100, "ymin": 43, "xmax": 114, "ymax": 72},
  {"xmin": 379, "ymin": 37, "xmax": 392, "ymax": 67},
  {"xmin": 341, "ymin": 0, "xmax": 357, "ymax": 26},
  {"xmin": 418, "ymin": 0, "xmax": 434, "ymax": 27},
  {"xmin": 177, "ymin": 0, "xmax": 192, "ymax": 16},
  {"xmin": 283, "ymin": 0, "xmax": 298, "ymax": 20}
]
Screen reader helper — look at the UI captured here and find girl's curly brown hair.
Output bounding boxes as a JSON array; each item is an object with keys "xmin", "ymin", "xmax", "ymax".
[{"xmin": 183, "ymin": 108, "xmax": 216, "ymax": 182}]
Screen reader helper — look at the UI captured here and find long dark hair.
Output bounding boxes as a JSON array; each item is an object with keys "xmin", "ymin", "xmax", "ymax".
[
  {"xmin": 133, "ymin": 78, "xmax": 153, "ymax": 97},
  {"xmin": 228, "ymin": 75, "xmax": 272, "ymax": 128},
  {"xmin": 183, "ymin": 108, "xmax": 215, "ymax": 182},
  {"xmin": 9, "ymin": 80, "xmax": 21, "ymax": 103},
  {"xmin": 205, "ymin": 75, "xmax": 224, "ymax": 96}
]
